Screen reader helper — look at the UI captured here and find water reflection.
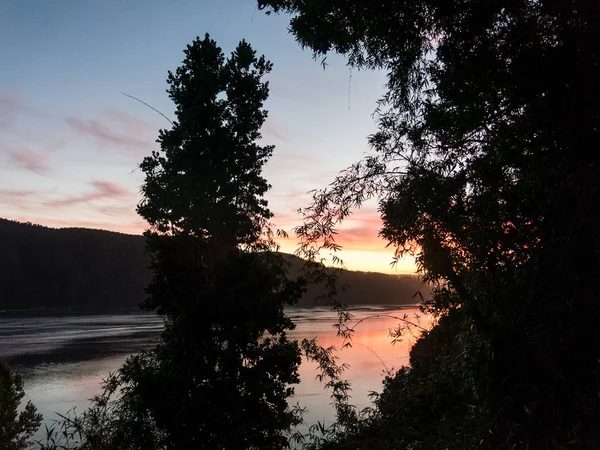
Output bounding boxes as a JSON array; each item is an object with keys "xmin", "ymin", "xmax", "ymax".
[
  {"xmin": 290, "ymin": 307, "xmax": 431, "ymax": 431},
  {"xmin": 0, "ymin": 306, "xmax": 429, "ymax": 442}
]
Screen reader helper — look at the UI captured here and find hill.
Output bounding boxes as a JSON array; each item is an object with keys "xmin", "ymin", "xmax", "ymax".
[{"xmin": 0, "ymin": 219, "xmax": 426, "ymax": 311}]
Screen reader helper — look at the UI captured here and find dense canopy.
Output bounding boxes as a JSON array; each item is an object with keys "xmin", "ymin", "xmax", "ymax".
[{"xmin": 259, "ymin": 1, "xmax": 600, "ymax": 448}]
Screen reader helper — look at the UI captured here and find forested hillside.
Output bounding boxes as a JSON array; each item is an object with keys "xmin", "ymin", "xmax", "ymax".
[
  {"xmin": 0, "ymin": 219, "xmax": 423, "ymax": 311},
  {"xmin": 0, "ymin": 219, "xmax": 151, "ymax": 310}
]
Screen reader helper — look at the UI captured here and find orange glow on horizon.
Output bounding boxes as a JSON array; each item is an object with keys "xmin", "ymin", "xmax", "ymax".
[
  {"xmin": 276, "ymin": 239, "xmax": 417, "ymax": 274},
  {"xmin": 272, "ymin": 205, "xmax": 418, "ymax": 274},
  {"xmin": 9, "ymin": 212, "xmax": 418, "ymax": 275}
]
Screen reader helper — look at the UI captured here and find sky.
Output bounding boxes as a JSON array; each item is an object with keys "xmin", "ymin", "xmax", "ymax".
[{"xmin": 0, "ymin": 0, "xmax": 416, "ymax": 274}]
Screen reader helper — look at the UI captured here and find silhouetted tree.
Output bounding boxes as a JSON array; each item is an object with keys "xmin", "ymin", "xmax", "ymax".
[
  {"xmin": 260, "ymin": 1, "xmax": 600, "ymax": 448},
  {"xmin": 98, "ymin": 34, "xmax": 305, "ymax": 449},
  {"xmin": 0, "ymin": 360, "xmax": 42, "ymax": 450}
]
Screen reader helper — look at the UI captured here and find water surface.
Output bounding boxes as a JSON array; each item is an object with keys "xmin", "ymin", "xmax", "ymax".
[{"xmin": 0, "ymin": 306, "xmax": 428, "ymax": 443}]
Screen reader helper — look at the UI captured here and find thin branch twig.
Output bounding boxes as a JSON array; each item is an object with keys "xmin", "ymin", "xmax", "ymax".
[
  {"xmin": 121, "ymin": 92, "xmax": 174, "ymax": 125},
  {"xmin": 347, "ymin": 313, "xmax": 428, "ymax": 333}
]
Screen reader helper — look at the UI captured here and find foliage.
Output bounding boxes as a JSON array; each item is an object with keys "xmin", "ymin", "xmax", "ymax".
[
  {"xmin": 125, "ymin": 33, "xmax": 305, "ymax": 449},
  {"xmin": 259, "ymin": 0, "xmax": 600, "ymax": 448},
  {"xmin": 41, "ymin": 34, "xmax": 305, "ymax": 450},
  {"xmin": 37, "ymin": 372, "xmax": 166, "ymax": 450},
  {"xmin": 0, "ymin": 359, "xmax": 42, "ymax": 450}
]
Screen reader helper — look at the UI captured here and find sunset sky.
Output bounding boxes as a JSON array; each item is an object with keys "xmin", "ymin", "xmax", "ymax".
[{"xmin": 0, "ymin": 0, "xmax": 416, "ymax": 273}]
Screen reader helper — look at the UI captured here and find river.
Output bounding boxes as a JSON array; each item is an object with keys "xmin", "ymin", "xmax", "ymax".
[{"xmin": 0, "ymin": 305, "xmax": 429, "ymax": 445}]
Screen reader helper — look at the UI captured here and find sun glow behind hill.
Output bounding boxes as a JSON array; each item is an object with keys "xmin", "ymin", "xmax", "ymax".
[
  {"xmin": 6, "ymin": 210, "xmax": 417, "ymax": 274},
  {"xmin": 0, "ymin": 218, "xmax": 425, "ymax": 311},
  {"xmin": 277, "ymin": 240, "xmax": 416, "ymax": 275}
]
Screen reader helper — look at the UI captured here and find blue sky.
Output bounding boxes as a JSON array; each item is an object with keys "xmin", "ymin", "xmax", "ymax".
[{"xmin": 0, "ymin": 0, "xmax": 416, "ymax": 273}]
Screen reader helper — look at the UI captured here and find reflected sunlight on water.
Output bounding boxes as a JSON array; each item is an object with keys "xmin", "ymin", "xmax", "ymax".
[
  {"xmin": 0, "ymin": 306, "xmax": 430, "ymax": 443},
  {"xmin": 289, "ymin": 307, "xmax": 431, "ymax": 433}
]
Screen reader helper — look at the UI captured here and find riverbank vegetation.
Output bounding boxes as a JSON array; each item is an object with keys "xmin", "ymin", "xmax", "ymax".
[{"xmin": 0, "ymin": 360, "xmax": 42, "ymax": 450}]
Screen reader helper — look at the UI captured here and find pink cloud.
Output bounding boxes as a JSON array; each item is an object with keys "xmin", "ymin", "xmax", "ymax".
[
  {"xmin": 0, "ymin": 92, "xmax": 22, "ymax": 111},
  {"xmin": 0, "ymin": 189, "xmax": 38, "ymax": 207},
  {"xmin": 271, "ymin": 205, "xmax": 388, "ymax": 253},
  {"xmin": 97, "ymin": 204, "xmax": 138, "ymax": 218},
  {"xmin": 45, "ymin": 180, "xmax": 129, "ymax": 207},
  {"xmin": 64, "ymin": 110, "xmax": 159, "ymax": 155},
  {"xmin": 0, "ymin": 189, "xmax": 37, "ymax": 198},
  {"xmin": 345, "ymin": 209, "xmax": 383, "ymax": 228},
  {"xmin": 0, "ymin": 189, "xmax": 48, "ymax": 212},
  {"xmin": 333, "ymin": 209, "xmax": 386, "ymax": 250},
  {"xmin": 104, "ymin": 108, "xmax": 163, "ymax": 137},
  {"xmin": 0, "ymin": 92, "xmax": 46, "ymax": 129},
  {"xmin": 0, "ymin": 92, "xmax": 24, "ymax": 129},
  {"xmin": 9, "ymin": 148, "xmax": 51, "ymax": 175},
  {"xmin": 336, "ymin": 228, "xmax": 385, "ymax": 251},
  {"xmin": 65, "ymin": 117, "xmax": 149, "ymax": 149}
]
